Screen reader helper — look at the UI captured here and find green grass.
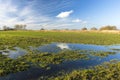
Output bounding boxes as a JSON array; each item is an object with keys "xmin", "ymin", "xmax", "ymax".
[
  {"xmin": 0, "ymin": 31, "xmax": 120, "ymax": 50},
  {"xmin": 0, "ymin": 54, "xmax": 29, "ymax": 76},
  {"xmin": 90, "ymin": 51, "xmax": 116, "ymax": 57}
]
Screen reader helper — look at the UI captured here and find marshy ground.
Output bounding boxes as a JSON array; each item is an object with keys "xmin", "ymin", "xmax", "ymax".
[{"xmin": 0, "ymin": 31, "xmax": 120, "ymax": 80}]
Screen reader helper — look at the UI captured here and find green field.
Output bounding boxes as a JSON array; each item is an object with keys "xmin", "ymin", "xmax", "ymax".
[
  {"xmin": 1, "ymin": 31, "xmax": 120, "ymax": 80},
  {"xmin": 0, "ymin": 31, "xmax": 120, "ymax": 49}
]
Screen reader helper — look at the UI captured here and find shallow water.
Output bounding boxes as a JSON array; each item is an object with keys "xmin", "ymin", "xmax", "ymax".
[
  {"xmin": 1, "ymin": 43, "xmax": 120, "ymax": 80},
  {"xmin": 0, "ymin": 47, "xmax": 26, "ymax": 59},
  {"xmin": 33, "ymin": 43, "xmax": 114, "ymax": 53},
  {"xmin": 1, "ymin": 43, "xmax": 120, "ymax": 58}
]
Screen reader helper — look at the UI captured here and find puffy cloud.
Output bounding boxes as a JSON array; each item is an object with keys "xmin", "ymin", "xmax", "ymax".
[{"xmin": 56, "ymin": 10, "xmax": 73, "ymax": 18}]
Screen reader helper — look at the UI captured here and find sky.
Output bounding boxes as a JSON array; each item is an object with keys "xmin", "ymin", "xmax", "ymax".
[{"xmin": 0, "ymin": 0, "xmax": 120, "ymax": 30}]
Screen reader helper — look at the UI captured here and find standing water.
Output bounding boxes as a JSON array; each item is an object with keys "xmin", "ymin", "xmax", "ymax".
[{"xmin": 1, "ymin": 43, "xmax": 120, "ymax": 80}]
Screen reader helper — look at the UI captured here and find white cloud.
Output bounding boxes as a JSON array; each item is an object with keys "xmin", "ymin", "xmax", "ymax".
[
  {"xmin": 56, "ymin": 10, "xmax": 73, "ymax": 18},
  {"xmin": 0, "ymin": 0, "xmax": 87, "ymax": 30},
  {"xmin": 0, "ymin": 0, "xmax": 50, "ymax": 29},
  {"xmin": 0, "ymin": 1, "xmax": 18, "ymax": 26},
  {"xmin": 72, "ymin": 19, "xmax": 82, "ymax": 23},
  {"xmin": 0, "ymin": 1, "xmax": 16, "ymax": 19},
  {"xmin": 72, "ymin": 18, "xmax": 88, "ymax": 24},
  {"xmin": 20, "ymin": 7, "xmax": 32, "ymax": 17}
]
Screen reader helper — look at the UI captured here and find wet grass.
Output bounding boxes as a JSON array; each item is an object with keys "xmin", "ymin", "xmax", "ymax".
[
  {"xmin": 90, "ymin": 51, "xmax": 116, "ymax": 57},
  {"xmin": 49, "ymin": 61, "xmax": 120, "ymax": 80},
  {"xmin": 0, "ymin": 54, "xmax": 29, "ymax": 76},
  {"xmin": 0, "ymin": 50, "xmax": 89, "ymax": 76},
  {"xmin": 0, "ymin": 49, "xmax": 118, "ymax": 77},
  {"xmin": 0, "ymin": 31, "xmax": 120, "ymax": 79}
]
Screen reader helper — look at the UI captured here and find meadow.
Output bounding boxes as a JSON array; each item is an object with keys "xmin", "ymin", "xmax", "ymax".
[
  {"xmin": 1, "ymin": 31, "xmax": 120, "ymax": 49},
  {"xmin": 0, "ymin": 30, "xmax": 120, "ymax": 80}
]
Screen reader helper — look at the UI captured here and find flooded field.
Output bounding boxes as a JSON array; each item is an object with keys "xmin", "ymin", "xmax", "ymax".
[
  {"xmin": 0, "ymin": 0, "xmax": 120, "ymax": 79},
  {"xmin": 1, "ymin": 31, "xmax": 120, "ymax": 80},
  {"xmin": 1, "ymin": 43, "xmax": 120, "ymax": 80}
]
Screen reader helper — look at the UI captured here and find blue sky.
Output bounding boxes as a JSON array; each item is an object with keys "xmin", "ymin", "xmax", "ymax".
[{"xmin": 0, "ymin": 0, "xmax": 120, "ymax": 30}]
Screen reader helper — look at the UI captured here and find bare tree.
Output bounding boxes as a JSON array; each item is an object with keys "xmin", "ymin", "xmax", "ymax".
[
  {"xmin": 14, "ymin": 24, "xmax": 27, "ymax": 30},
  {"xmin": 3, "ymin": 25, "xmax": 7, "ymax": 30}
]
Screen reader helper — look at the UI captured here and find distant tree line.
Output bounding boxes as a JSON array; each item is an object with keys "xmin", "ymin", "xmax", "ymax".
[
  {"xmin": 3, "ymin": 24, "xmax": 27, "ymax": 31},
  {"xmin": 3, "ymin": 25, "xmax": 14, "ymax": 31},
  {"xmin": 42, "ymin": 25, "xmax": 118, "ymax": 31},
  {"xmin": 81, "ymin": 25, "xmax": 117, "ymax": 31},
  {"xmin": 1, "ymin": 24, "xmax": 118, "ymax": 31}
]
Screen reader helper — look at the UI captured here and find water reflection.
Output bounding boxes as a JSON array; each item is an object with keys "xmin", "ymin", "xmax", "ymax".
[
  {"xmin": 57, "ymin": 43, "xmax": 70, "ymax": 49},
  {"xmin": 35, "ymin": 43, "xmax": 116, "ymax": 53},
  {"xmin": 1, "ymin": 43, "xmax": 120, "ymax": 58},
  {"xmin": 1, "ymin": 47, "xmax": 26, "ymax": 59}
]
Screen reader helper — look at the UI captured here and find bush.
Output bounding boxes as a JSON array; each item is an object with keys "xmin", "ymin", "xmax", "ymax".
[
  {"xmin": 100, "ymin": 25, "xmax": 117, "ymax": 30},
  {"xmin": 81, "ymin": 27, "xmax": 87, "ymax": 30},
  {"xmin": 91, "ymin": 27, "xmax": 97, "ymax": 30}
]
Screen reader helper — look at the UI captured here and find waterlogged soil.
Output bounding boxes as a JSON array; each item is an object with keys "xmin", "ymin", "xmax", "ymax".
[{"xmin": 1, "ymin": 43, "xmax": 120, "ymax": 80}]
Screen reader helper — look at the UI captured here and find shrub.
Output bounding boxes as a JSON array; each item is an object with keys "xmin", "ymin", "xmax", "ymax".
[
  {"xmin": 81, "ymin": 27, "xmax": 87, "ymax": 30},
  {"xmin": 91, "ymin": 27, "xmax": 97, "ymax": 30},
  {"xmin": 100, "ymin": 25, "xmax": 117, "ymax": 30}
]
